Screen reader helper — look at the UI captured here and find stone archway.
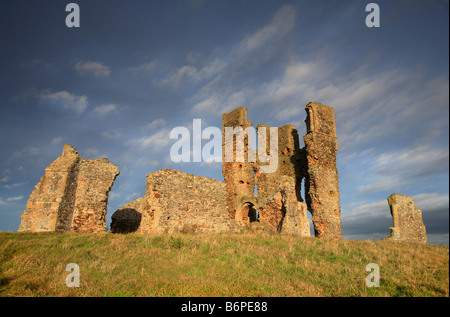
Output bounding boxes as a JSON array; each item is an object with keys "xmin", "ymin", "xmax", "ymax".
[{"xmin": 235, "ymin": 201, "xmax": 260, "ymax": 226}]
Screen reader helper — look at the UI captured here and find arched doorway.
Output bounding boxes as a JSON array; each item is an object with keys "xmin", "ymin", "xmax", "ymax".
[{"xmin": 236, "ymin": 202, "xmax": 260, "ymax": 226}]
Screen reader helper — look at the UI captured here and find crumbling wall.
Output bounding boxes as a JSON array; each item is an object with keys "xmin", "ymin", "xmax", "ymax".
[
  {"xmin": 222, "ymin": 108, "xmax": 255, "ymax": 222},
  {"xmin": 383, "ymin": 193, "xmax": 427, "ymax": 244},
  {"xmin": 18, "ymin": 144, "xmax": 119, "ymax": 233},
  {"xmin": 222, "ymin": 107, "xmax": 310, "ymax": 237},
  {"xmin": 137, "ymin": 169, "xmax": 239, "ymax": 234},
  {"xmin": 304, "ymin": 102, "xmax": 342, "ymax": 239}
]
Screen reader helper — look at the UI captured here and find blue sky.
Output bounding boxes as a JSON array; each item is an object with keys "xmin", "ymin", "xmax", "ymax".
[{"xmin": 0, "ymin": 0, "xmax": 448, "ymax": 244}]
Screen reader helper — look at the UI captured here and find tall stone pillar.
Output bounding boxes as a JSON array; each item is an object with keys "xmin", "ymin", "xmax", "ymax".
[
  {"xmin": 222, "ymin": 107, "xmax": 255, "ymax": 221},
  {"xmin": 303, "ymin": 102, "xmax": 342, "ymax": 239}
]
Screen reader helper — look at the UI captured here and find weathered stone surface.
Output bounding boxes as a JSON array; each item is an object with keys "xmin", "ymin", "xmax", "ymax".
[
  {"xmin": 111, "ymin": 103, "xmax": 342, "ymax": 238},
  {"xmin": 221, "ymin": 107, "xmax": 311, "ymax": 237},
  {"xmin": 383, "ymin": 193, "xmax": 427, "ymax": 244},
  {"xmin": 304, "ymin": 102, "xmax": 341, "ymax": 239},
  {"xmin": 138, "ymin": 169, "xmax": 240, "ymax": 234},
  {"xmin": 18, "ymin": 144, "xmax": 119, "ymax": 233}
]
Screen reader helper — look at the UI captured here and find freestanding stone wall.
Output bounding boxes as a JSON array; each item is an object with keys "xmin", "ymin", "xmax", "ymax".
[
  {"xmin": 303, "ymin": 102, "xmax": 342, "ymax": 239},
  {"xmin": 384, "ymin": 193, "xmax": 427, "ymax": 244},
  {"xmin": 137, "ymin": 169, "xmax": 239, "ymax": 234},
  {"xmin": 18, "ymin": 144, "xmax": 119, "ymax": 233}
]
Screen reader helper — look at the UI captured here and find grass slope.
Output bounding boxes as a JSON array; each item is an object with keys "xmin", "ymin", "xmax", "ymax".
[{"xmin": 0, "ymin": 231, "xmax": 448, "ymax": 297}]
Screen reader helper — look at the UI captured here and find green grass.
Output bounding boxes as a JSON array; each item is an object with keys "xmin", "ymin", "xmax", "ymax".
[{"xmin": 0, "ymin": 231, "xmax": 448, "ymax": 297}]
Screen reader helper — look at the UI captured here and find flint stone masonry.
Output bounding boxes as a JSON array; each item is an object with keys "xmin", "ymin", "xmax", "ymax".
[
  {"xmin": 137, "ymin": 169, "xmax": 240, "ymax": 234},
  {"xmin": 114, "ymin": 103, "xmax": 340, "ymax": 237},
  {"xmin": 304, "ymin": 102, "xmax": 342, "ymax": 239},
  {"xmin": 383, "ymin": 193, "xmax": 427, "ymax": 244},
  {"xmin": 18, "ymin": 144, "xmax": 119, "ymax": 233},
  {"xmin": 221, "ymin": 107, "xmax": 314, "ymax": 237}
]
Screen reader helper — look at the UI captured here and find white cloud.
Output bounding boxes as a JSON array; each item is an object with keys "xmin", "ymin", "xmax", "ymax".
[
  {"xmin": 51, "ymin": 136, "xmax": 63, "ymax": 145},
  {"xmin": 160, "ymin": 5, "xmax": 296, "ymax": 94},
  {"xmin": 128, "ymin": 60, "xmax": 157, "ymax": 73},
  {"xmin": 357, "ymin": 145, "xmax": 449, "ymax": 195},
  {"xmin": 128, "ymin": 129, "xmax": 171, "ymax": 151},
  {"xmin": 3, "ymin": 181, "xmax": 28, "ymax": 189},
  {"xmin": 75, "ymin": 61, "xmax": 111, "ymax": 78},
  {"xmin": 40, "ymin": 90, "xmax": 88, "ymax": 115},
  {"xmin": 125, "ymin": 192, "xmax": 141, "ymax": 201},
  {"xmin": 147, "ymin": 118, "xmax": 166, "ymax": 130},
  {"xmin": 413, "ymin": 192, "xmax": 449, "ymax": 212},
  {"xmin": 0, "ymin": 195, "xmax": 24, "ymax": 205},
  {"xmin": 6, "ymin": 195, "xmax": 24, "ymax": 202},
  {"xmin": 101, "ymin": 131, "xmax": 121, "ymax": 139},
  {"xmin": 192, "ymin": 95, "xmax": 218, "ymax": 113},
  {"xmin": 91, "ymin": 104, "xmax": 118, "ymax": 116},
  {"xmin": 343, "ymin": 199, "xmax": 391, "ymax": 221},
  {"xmin": 236, "ymin": 5, "xmax": 297, "ymax": 55}
]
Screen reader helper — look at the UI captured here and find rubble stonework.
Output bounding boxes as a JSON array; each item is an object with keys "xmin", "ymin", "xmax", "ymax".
[
  {"xmin": 303, "ymin": 102, "xmax": 342, "ymax": 238},
  {"xmin": 384, "ymin": 193, "xmax": 427, "ymax": 244},
  {"xmin": 112, "ymin": 103, "xmax": 340, "ymax": 237},
  {"xmin": 137, "ymin": 169, "xmax": 240, "ymax": 234},
  {"xmin": 221, "ymin": 107, "xmax": 311, "ymax": 236},
  {"xmin": 18, "ymin": 144, "xmax": 119, "ymax": 233}
]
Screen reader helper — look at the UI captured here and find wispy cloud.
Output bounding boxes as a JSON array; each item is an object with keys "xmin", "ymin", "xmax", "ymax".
[
  {"xmin": 6, "ymin": 195, "xmax": 24, "ymax": 202},
  {"xmin": 3, "ymin": 181, "xmax": 28, "ymax": 189},
  {"xmin": 235, "ymin": 5, "xmax": 297, "ymax": 55},
  {"xmin": 91, "ymin": 104, "xmax": 118, "ymax": 117},
  {"xmin": 40, "ymin": 90, "xmax": 88, "ymax": 115},
  {"xmin": 357, "ymin": 145, "xmax": 449, "ymax": 195},
  {"xmin": 75, "ymin": 60, "xmax": 111, "ymax": 78},
  {"xmin": 51, "ymin": 136, "xmax": 63, "ymax": 145},
  {"xmin": 0, "ymin": 195, "xmax": 25, "ymax": 205},
  {"xmin": 128, "ymin": 60, "xmax": 157, "ymax": 73},
  {"xmin": 147, "ymin": 118, "xmax": 166, "ymax": 130},
  {"xmin": 127, "ymin": 129, "xmax": 171, "ymax": 151}
]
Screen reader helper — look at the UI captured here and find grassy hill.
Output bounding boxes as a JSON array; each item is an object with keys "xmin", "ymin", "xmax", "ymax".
[{"xmin": 0, "ymin": 231, "xmax": 448, "ymax": 297}]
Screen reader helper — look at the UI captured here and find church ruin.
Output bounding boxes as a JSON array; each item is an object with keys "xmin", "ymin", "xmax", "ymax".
[
  {"xmin": 20, "ymin": 102, "xmax": 346, "ymax": 239},
  {"xmin": 110, "ymin": 102, "xmax": 341, "ymax": 238}
]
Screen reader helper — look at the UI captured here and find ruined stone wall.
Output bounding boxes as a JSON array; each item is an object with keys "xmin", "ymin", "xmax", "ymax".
[
  {"xmin": 71, "ymin": 158, "xmax": 120, "ymax": 232},
  {"xmin": 304, "ymin": 102, "xmax": 342, "ymax": 239},
  {"xmin": 18, "ymin": 144, "xmax": 119, "ymax": 233},
  {"xmin": 222, "ymin": 107, "xmax": 255, "ymax": 222},
  {"xmin": 384, "ymin": 193, "xmax": 427, "ymax": 244},
  {"xmin": 138, "ymin": 169, "xmax": 239, "ymax": 234},
  {"xmin": 221, "ymin": 107, "xmax": 310, "ymax": 237}
]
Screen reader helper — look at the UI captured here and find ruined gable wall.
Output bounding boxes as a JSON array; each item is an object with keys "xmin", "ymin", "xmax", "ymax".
[
  {"xmin": 18, "ymin": 144, "xmax": 119, "ymax": 233},
  {"xmin": 19, "ymin": 145, "xmax": 80, "ymax": 232}
]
